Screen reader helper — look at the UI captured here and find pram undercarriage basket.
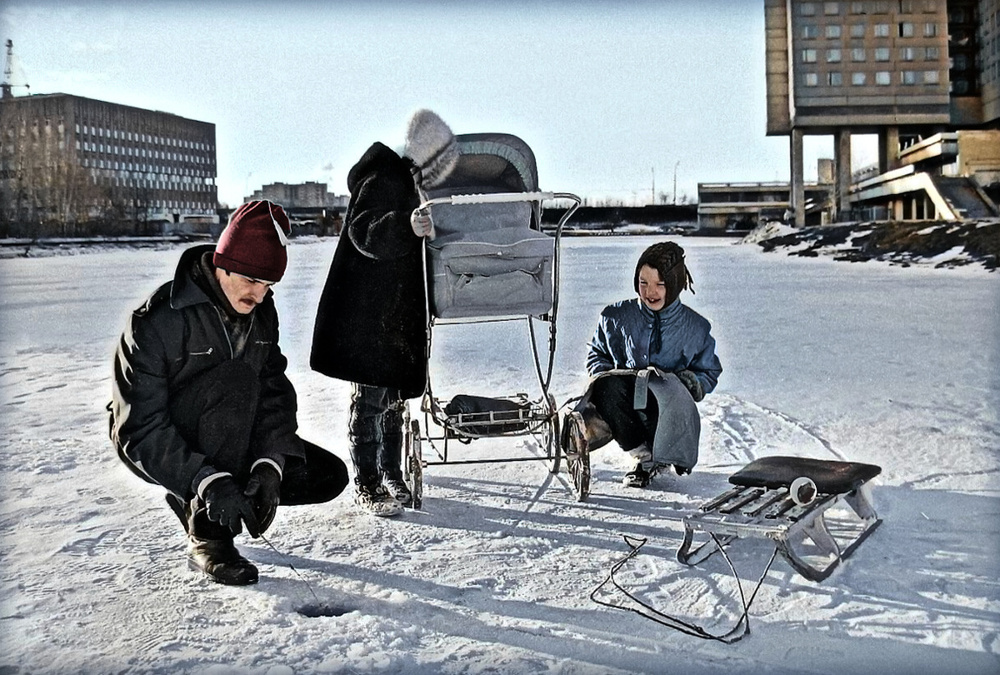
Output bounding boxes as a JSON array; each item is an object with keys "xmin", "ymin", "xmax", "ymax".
[{"xmin": 401, "ymin": 132, "xmax": 580, "ymax": 508}]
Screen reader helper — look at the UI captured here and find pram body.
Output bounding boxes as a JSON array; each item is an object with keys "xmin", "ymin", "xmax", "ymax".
[{"xmin": 402, "ymin": 132, "xmax": 581, "ymax": 508}]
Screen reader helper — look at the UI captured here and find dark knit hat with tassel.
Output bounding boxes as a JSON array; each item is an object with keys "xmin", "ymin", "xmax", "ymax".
[
  {"xmin": 633, "ymin": 241, "xmax": 694, "ymax": 307},
  {"xmin": 214, "ymin": 200, "xmax": 291, "ymax": 283}
]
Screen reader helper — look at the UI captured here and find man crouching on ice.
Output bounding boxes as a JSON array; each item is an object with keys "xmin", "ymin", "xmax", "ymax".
[{"xmin": 109, "ymin": 200, "xmax": 349, "ymax": 585}]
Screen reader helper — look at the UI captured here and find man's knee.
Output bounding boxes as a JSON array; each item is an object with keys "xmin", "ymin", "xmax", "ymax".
[{"xmin": 280, "ymin": 440, "xmax": 350, "ymax": 505}]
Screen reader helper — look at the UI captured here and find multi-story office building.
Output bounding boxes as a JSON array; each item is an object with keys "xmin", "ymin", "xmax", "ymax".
[
  {"xmin": 0, "ymin": 92, "xmax": 217, "ymax": 234},
  {"xmin": 765, "ymin": 0, "xmax": 1000, "ymax": 224}
]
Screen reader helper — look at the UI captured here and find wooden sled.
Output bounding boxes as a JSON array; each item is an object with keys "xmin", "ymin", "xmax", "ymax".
[{"xmin": 677, "ymin": 456, "xmax": 882, "ymax": 582}]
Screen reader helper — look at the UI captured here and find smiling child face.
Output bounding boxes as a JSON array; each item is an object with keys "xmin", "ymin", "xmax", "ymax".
[{"xmin": 637, "ymin": 264, "xmax": 667, "ymax": 311}]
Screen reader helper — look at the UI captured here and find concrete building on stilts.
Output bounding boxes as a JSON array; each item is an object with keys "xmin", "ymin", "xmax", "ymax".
[{"xmin": 765, "ymin": 0, "xmax": 1000, "ymax": 225}]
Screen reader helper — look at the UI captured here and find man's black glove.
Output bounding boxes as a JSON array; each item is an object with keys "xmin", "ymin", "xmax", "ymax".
[
  {"xmin": 676, "ymin": 370, "xmax": 705, "ymax": 402},
  {"xmin": 203, "ymin": 476, "xmax": 258, "ymax": 535},
  {"xmin": 244, "ymin": 463, "xmax": 282, "ymax": 538}
]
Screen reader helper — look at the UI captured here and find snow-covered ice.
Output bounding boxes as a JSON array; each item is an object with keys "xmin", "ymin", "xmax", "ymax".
[{"xmin": 0, "ymin": 235, "xmax": 997, "ymax": 674}]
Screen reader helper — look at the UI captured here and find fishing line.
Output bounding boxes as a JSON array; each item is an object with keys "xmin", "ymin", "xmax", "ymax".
[{"xmin": 257, "ymin": 532, "xmax": 321, "ymax": 605}]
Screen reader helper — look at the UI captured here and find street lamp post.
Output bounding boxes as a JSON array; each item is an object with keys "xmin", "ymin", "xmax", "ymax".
[{"xmin": 673, "ymin": 161, "xmax": 680, "ymax": 205}]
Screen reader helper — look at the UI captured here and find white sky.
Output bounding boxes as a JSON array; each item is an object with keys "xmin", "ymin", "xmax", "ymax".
[{"xmin": 1, "ymin": 0, "xmax": 876, "ymax": 207}]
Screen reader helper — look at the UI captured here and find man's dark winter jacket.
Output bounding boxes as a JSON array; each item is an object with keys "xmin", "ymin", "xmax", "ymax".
[
  {"xmin": 310, "ymin": 142, "xmax": 427, "ymax": 399},
  {"xmin": 110, "ymin": 244, "xmax": 303, "ymax": 498}
]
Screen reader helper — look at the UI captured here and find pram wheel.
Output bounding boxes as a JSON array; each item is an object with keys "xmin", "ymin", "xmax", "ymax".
[
  {"xmin": 547, "ymin": 413, "xmax": 561, "ymax": 475},
  {"xmin": 404, "ymin": 419, "xmax": 424, "ymax": 510}
]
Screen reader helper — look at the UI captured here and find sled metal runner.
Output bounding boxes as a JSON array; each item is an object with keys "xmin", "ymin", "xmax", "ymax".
[
  {"xmin": 402, "ymin": 132, "xmax": 581, "ymax": 509},
  {"xmin": 676, "ymin": 456, "xmax": 883, "ymax": 582}
]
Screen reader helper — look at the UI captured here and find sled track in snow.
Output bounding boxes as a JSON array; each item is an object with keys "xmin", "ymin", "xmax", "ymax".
[{"xmin": 706, "ymin": 394, "xmax": 848, "ymax": 466}]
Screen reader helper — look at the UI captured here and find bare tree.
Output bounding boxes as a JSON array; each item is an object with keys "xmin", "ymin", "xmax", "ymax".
[{"xmin": 1, "ymin": 101, "xmax": 103, "ymax": 236}]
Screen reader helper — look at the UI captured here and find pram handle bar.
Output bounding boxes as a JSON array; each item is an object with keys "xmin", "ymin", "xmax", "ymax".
[{"xmin": 418, "ymin": 191, "xmax": 574, "ymax": 209}]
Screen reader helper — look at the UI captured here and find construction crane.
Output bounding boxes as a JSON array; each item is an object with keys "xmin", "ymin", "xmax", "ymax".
[{"xmin": 2, "ymin": 39, "xmax": 30, "ymax": 99}]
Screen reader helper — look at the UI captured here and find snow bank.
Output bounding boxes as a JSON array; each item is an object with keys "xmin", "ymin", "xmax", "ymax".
[{"xmin": 750, "ymin": 218, "xmax": 1000, "ymax": 271}]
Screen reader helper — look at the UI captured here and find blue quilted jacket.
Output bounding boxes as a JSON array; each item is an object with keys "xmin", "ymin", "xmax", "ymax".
[{"xmin": 586, "ymin": 297, "xmax": 722, "ymax": 395}]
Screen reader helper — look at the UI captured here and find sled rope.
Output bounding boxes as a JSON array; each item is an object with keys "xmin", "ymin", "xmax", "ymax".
[{"xmin": 590, "ymin": 534, "xmax": 777, "ymax": 644}]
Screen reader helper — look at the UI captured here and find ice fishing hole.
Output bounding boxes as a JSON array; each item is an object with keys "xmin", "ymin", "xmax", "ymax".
[{"xmin": 297, "ymin": 603, "xmax": 349, "ymax": 618}]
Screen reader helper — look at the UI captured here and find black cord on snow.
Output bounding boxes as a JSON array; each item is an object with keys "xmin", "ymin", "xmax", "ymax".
[{"xmin": 589, "ymin": 534, "xmax": 778, "ymax": 644}]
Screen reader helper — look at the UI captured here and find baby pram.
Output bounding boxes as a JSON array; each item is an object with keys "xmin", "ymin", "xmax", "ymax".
[{"xmin": 401, "ymin": 132, "xmax": 581, "ymax": 508}]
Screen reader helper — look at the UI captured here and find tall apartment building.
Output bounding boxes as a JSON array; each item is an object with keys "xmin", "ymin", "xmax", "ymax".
[
  {"xmin": 0, "ymin": 92, "xmax": 217, "ymax": 235},
  {"xmin": 765, "ymin": 0, "xmax": 1000, "ymax": 224}
]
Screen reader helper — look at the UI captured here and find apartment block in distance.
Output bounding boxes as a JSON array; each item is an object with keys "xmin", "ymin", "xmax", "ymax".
[
  {"xmin": 765, "ymin": 0, "xmax": 1000, "ymax": 224},
  {"xmin": 249, "ymin": 181, "xmax": 348, "ymax": 209},
  {"xmin": 0, "ymin": 92, "xmax": 218, "ymax": 235}
]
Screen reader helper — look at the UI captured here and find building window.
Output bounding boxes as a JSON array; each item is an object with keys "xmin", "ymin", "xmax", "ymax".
[
  {"xmin": 801, "ymin": 2, "xmax": 817, "ymax": 16},
  {"xmin": 874, "ymin": 23, "xmax": 890, "ymax": 36},
  {"xmin": 901, "ymin": 70, "xmax": 919, "ymax": 84},
  {"xmin": 875, "ymin": 70, "xmax": 892, "ymax": 84},
  {"xmin": 826, "ymin": 24, "xmax": 842, "ymax": 38},
  {"xmin": 824, "ymin": 2, "xmax": 840, "ymax": 15},
  {"xmin": 872, "ymin": 0, "xmax": 889, "ymax": 10},
  {"xmin": 901, "ymin": 47, "xmax": 916, "ymax": 60},
  {"xmin": 805, "ymin": 73, "xmax": 819, "ymax": 86},
  {"xmin": 875, "ymin": 47, "xmax": 891, "ymax": 60},
  {"xmin": 923, "ymin": 22, "xmax": 937, "ymax": 36},
  {"xmin": 827, "ymin": 48, "xmax": 842, "ymax": 62},
  {"xmin": 803, "ymin": 48, "xmax": 818, "ymax": 63},
  {"xmin": 898, "ymin": 0, "xmax": 913, "ymax": 12},
  {"xmin": 803, "ymin": 24, "xmax": 819, "ymax": 38},
  {"xmin": 852, "ymin": 71, "xmax": 867, "ymax": 84},
  {"xmin": 925, "ymin": 46, "xmax": 940, "ymax": 59},
  {"xmin": 922, "ymin": 0, "xmax": 937, "ymax": 10},
  {"xmin": 852, "ymin": 47, "xmax": 867, "ymax": 60},
  {"xmin": 850, "ymin": 23, "xmax": 866, "ymax": 37},
  {"xmin": 899, "ymin": 22, "xmax": 914, "ymax": 37},
  {"xmin": 851, "ymin": 1, "xmax": 867, "ymax": 13},
  {"xmin": 828, "ymin": 71, "xmax": 843, "ymax": 85},
  {"xmin": 923, "ymin": 69, "xmax": 939, "ymax": 83}
]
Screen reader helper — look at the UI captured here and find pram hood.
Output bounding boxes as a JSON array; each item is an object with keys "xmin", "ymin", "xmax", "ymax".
[{"xmin": 424, "ymin": 132, "xmax": 539, "ymax": 197}]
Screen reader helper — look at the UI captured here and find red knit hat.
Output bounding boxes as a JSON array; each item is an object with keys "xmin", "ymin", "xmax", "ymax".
[{"xmin": 214, "ymin": 200, "xmax": 291, "ymax": 282}]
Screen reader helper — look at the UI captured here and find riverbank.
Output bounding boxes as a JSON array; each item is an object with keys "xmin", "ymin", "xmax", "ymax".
[{"xmin": 744, "ymin": 219, "xmax": 1000, "ymax": 271}]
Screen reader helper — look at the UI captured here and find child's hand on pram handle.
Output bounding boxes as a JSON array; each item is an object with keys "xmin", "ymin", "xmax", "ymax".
[{"xmin": 410, "ymin": 208, "xmax": 435, "ymax": 239}]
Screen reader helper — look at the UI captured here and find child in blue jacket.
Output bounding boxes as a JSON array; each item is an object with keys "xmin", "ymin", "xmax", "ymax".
[{"xmin": 583, "ymin": 241, "xmax": 722, "ymax": 487}]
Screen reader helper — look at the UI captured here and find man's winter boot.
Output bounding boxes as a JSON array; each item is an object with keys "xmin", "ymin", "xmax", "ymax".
[
  {"xmin": 354, "ymin": 480, "xmax": 403, "ymax": 517},
  {"xmin": 186, "ymin": 536, "xmax": 259, "ymax": 585}
]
